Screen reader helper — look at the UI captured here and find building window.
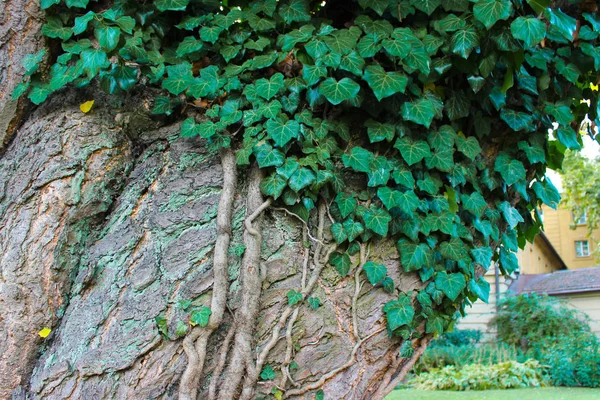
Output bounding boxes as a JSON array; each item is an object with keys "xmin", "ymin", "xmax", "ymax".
[
  {"xmin": 573, "ymin": 211, "xmax": 587, "ymax": 225},
  {"xmin": 575, "ymin": 240, "xmax": 590, "ymax": 257}
]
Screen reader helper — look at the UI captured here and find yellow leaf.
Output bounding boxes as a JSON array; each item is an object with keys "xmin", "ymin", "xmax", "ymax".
[
  {"xmin": 273, "ymin": 390, "xmax": 283, "ymax": 400},
  {"xmin": 423, "ymin": 82, "xmax": 436, "ymax": 93},
  {"xmin": 590, "ymin": 83, "xmax": 598, "ymax": 92},
  {"xmin": 80, "ymin": 100, "xmax": 95, "ymax": 113},
  {"xmin": 38, "ymin": 327, "xmax": 52, "ymax": 338}
]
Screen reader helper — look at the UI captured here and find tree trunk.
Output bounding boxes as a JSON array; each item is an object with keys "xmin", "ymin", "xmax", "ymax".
[{"xmin": 0, "ymin": 3, "xmax": 429, "ymax": 400}]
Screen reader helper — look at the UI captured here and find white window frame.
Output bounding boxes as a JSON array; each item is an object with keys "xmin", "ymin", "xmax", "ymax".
[{"xmin": 575, "ymin": 240, "xmax": 590, "ymax": 257}]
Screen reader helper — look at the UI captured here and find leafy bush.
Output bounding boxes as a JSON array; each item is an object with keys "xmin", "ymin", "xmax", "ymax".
[
  {"xmin": 491, "ymin": 293, "xmax": 591, "ymax": 352},
  {"xmin": 429, "ymin": 329, "xmax": 482, "ymax": 348},
  {"xmin": 417, "ymin": 342, "xmax": 519, "ymax": 373},
  {"xmin": 541, "ymin": 331, "xmax": 600, "ymax": 388},
  {"xmin": 491, "ymin": 293, "xmax": 600, "ymax": 388},
  {"xmin": 408, "ymin": 360, "xmax": 548, "ymax": 391}
]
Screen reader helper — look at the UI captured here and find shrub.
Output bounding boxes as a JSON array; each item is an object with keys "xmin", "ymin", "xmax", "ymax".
[
  {"xmin": 541, "ymin": 331, "xmax": 600, "ymax": 388},
  {"xmin": 491, "ymin": 293, "xmax": 591, "ymax": 352},
  {"xmin": 429, "ymin": 329, "xmax": 482, "ymax": 348},
  {"xmin": 408, "ymin": 360, "xmax": 548, "ymax": 391},
  {"xmin": 416, "ymin": 342, "xmax": 519, "ymax": 373},
  {"xmin": 491, "ymin": 293, "xmax": 600, "ymax": 388}
]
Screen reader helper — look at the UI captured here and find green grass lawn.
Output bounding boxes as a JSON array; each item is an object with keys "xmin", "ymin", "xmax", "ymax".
[{"xmin": 386, "ymin": 387, "xmax": 600, "ymax": 400}]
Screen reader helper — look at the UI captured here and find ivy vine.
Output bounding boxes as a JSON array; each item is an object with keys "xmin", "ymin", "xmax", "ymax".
[{"xmin": 16, "ymin": 0, "xmax": 600, "ymax": 349}]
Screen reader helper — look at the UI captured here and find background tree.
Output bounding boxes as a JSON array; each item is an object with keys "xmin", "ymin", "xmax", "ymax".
[
  {"xmin": 0, "ymin": 1, "xmax": 598, "ymax": 400},
  {"xmin": 560, "ymin": 150, "xmax": 600, "ymax": 256}
]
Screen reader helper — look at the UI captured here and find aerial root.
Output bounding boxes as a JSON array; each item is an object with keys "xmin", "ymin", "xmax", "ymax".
[
  {"xmin": 216, "ymin": 166, "xmax": 268, "ymax": 400},
  {"xmin": 370, "ymin": 337, "xmax": 431, "ymax": 400},
  {"xmin": 178, "ymin": 148, "xmax": 237, "ymax": 400}
]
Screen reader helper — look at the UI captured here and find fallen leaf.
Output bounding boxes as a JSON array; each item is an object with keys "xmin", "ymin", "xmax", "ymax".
[
  {"xmin": 38, "ymin": 327, "xmax": 52, "ymax": 338},
  {"xmin": 80, "ymin": 100, "xmax": 95, "ymax": 113}
]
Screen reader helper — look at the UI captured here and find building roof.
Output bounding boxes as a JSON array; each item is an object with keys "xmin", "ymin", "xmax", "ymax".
[{"xmin": 510, "ymin": 266, "xmax": 600, "ymax": 296}]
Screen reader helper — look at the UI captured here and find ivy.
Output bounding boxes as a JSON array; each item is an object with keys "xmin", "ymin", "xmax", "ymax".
[{"xmin": 17, "ymin": 0, "xmax": 600, "ymax": 345}]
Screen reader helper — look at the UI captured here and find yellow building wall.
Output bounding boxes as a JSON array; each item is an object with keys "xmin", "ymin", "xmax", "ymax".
[
  {"xmin": 556, "ymin": 292, "xmax": 600, "ymax": 336},
  {"xmin": 541, "ymin": 204, "xmax": 600, "ymax": 270},
  {"xmin": 517, "ymin": 235, "xmax": 564, "ymax": 275}
]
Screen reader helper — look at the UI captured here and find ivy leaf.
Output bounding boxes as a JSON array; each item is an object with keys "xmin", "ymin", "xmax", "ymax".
[
  {"xmin": 22, "ymin": 49, "xmax": 46, "ymax": 76},
  {"xmin": 255, "ymin": 144, "xmax": 285, "ymax": 168},
  {"xmin": 316, "ymin": 389, "xmax": 325, "ymax": 400},
  {"xmin": 335, "ymin": 193, "xmax": 357, "ymax": 219},
  {"xmin": 383, "ymin": 296, "xmax": 415, "ymax": 331},
  {"xmin": 498, "ymin": 201, "xmax": 524, "ymax": 228},
  {"xmin": 401, "ymin": 98, "xmax": 436, "ymax": 128},
  {"xmin": 331, "ymin": 223, "xmax": 348, "ymax": 244},
  {"xmin": 28, "ymin": 84, "xmax": 51, "ymax": 105},
  {"xmin": 394, "ymin": 137, "xmax": 431, "ymax": 166},
  {"xmin": 434, "ymin": 14, "xmax": 467, "ymax": 33},
  {"xmin": 366, "ymin": 120, "xmax": 395, "ymax": 143},
  {"xmin": 526, "ymin": 0, "xmax": 550, "ymax": 14},
  {"xmin": 318, "ymin": 77, "xmax": 360, "ymax": 105},
  {"xmin": 260, "ymin": 364, "xmax": 276, "ymax": 381},
  {"xmin": 266, "ymin": 118, "xmax": 300, "ymax": 147},
  {"xmin": 511, "ymin": 17, "xmax": 546, "ymax": 48},
  {"xmin": 473, "ymin": 0, "xmax": 512, "ymax": 30},
  {"xmin": 95, "ymin": 24, "xmax": 121, "ymax": 52},
  {"xmin": 500, "ymin": 108, "xmax": 534, "ymax": 131},
  {"xmin": 176, "ymin": 36, "xmax": 203, "ymax": 57},
  {"xmin": 343, "ymin": 219, "xmax": 364, "ymax": 242},
  {"xmin": 469, "ymin": 277, "xmax": 490, "ymax": 303},
  {"xmin": 411, "ymin": 0, "xmax": 441, "ymax": 15},
  {"xmin": 308, "ymin": 297, "xmax": 321, "ymax": 310},
  {"xmin": 471, "ymin": 246, "xmax": 493, "ymax": 269},
  {"xmin": 544, "ymin": 8, "xmax": 577, "ymax": 42},
  {"xmin": 289, "ymin": 167, "xmax": 316, "ymax": 192},
  {"xmin": 556, "ymin": 127, "xmax": 582, "ymax": 150},
  {"xmin": 260, "ymin": 174, "xmax": 287, "ymax": 199},
  {"xmin": 363, "ymin": 261, "xmax": 387, "ymax": 285},
  {"xmin": 456, "ymin": 136, "xmax": 482, "ymax": 160},
  {"xmin": 155, "ymin": 0, "xmax": 189, "ymax": 11},
  {"xmin": 363, "ymin": 65, "xmax": 408, "ymax": 101},
  {"xmin": 425, "ymin": 147, "xmax": 454, "ymax": 172},
  {"xmin": 494, "ymin": 153, "xmax": 526, "ymax": 185},
  {"xmin": 80, "ymin": 49, "xmax": 110, "ymax": 77},
  {"xmin": 532, "ymin": 179, "xmax": 561, "ymax": 209},
  {"xmin": 435, "ymin": 272, "xmax": 466, "ymax": 301},
  {"xmin": 364, "ymin": 208, "xmax": 391, "ymax": 236},
  {"xmin": 302, "ymin": 65, "xmax": 327, "ymax": 86},
  {"xmin": 342, "ymin": 146, "xmax": 375, "ymax": 173},
  {"xmin": 461, "ymin": 192, "xmax": 487, "ymax": 218},
  {"xmin": 200, "ymin": 26, "xmax": 224, "ymax": 44},
  {"xmin": 256, "ymin": 73, "xmax": 285, "ymax": 100},
  {"xmin": 287, "ymin": 290, "xmax": 303, "ymax": 306},
  {"xmin": 11, "ymin": 81, "xmax": 30, "ymax": 100},
  {"xmin": 451, "ymin": 28, "xmax": 479, "ymax": 59},
  {"xmin": 279, "ymin": 0, "xmax": 311, "ymax": 23},
  {"xmin": 329, "ymin": 251, "xmax": 351, "ymax": 276},
  {"xmin": 398, "ymin": 240, "xmax": 432, "ymax": 272},
  {"xmin": 42, "ymin": 17, "xmax": 73, "ymax": 40},
  {"xmin": 189, "ymin": 306, "xmax": 211, "ymax": 327},
  {"xmin": 440, "ymin": 238, "xmax": 469, "ymax": 261},
  {"xmin": 162, "ymin": 63, "xmax": 193, "ymax": 95}
]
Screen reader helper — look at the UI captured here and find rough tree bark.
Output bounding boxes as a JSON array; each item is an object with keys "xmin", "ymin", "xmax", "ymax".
[{"xmin": 0, "ymin": 2, "xmax": 432, "ymax": 399}]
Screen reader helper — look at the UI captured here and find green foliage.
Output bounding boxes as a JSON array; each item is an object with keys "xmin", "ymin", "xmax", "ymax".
[
  {"xmin": 408, "ymin": 359, "xmax": 548, "ymax": 391},
  {"xmin": 492, "ymin": 293, "xmax": 592, "ymax": 351},
  {"xmin": 189, "ymin": 306, "xmax": 212, "ymax": 327},
  {"xmin": 491, "ymin": 293, "xmax": 600, "ymax": 388},
  {"xmin": 19, "ymin": 0, "xmax": 600, "ymax": 339},
  {"xmin": 561, "ymin": 150, "xmax": 600, "ymax": 257}
]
